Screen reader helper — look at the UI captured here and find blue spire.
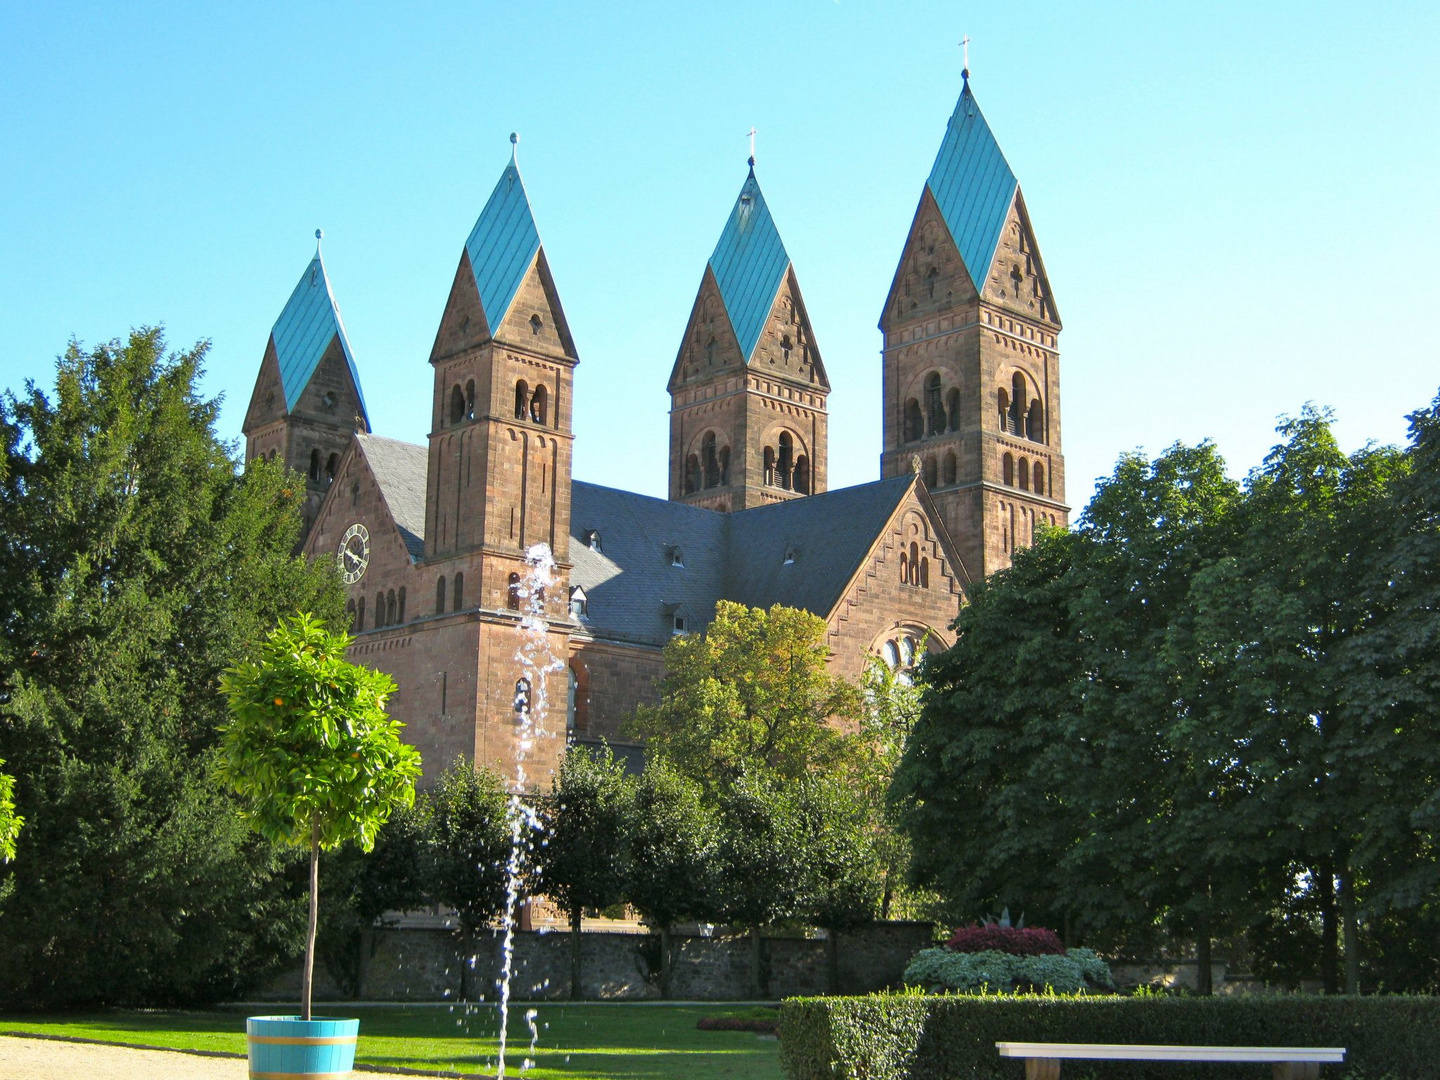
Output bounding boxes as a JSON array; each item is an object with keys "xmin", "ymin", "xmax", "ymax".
[
  {"xmin": 708, "ymin": 167, "xmax": 791, "ymax": 363},
  {"xmin": 270, "ymin": 247, "xmax": 369, "ymax": 423},
  {"xmin": 925, "ymin": 82, "xmax": 1018, "ymax": 292},
  {"xmin": 464, "ymin": 161, "xmax": 542, "ymax": 331}
]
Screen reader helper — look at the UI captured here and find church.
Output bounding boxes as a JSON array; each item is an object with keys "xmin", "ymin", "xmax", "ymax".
[{"xmin": 241, "ymin": 75, "xmax": 1068, "ymax": 785}]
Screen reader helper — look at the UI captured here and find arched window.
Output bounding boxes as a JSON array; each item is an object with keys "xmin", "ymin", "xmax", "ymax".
[
  {"xmin": 356, "ymin": 596, "xmax": 365, "ymax": 631},
  {"xmin": 920, "ymin": 557, "xmax": 930, "ymax": 589},
  {"xmin": 514, "ymin": 677, "xmax": 531, "ymax": 719},
  {"xmin": 702, "ymin": 432, "xmax": 719, "ymax": 488},
  {"xmin": 704, "ymin": 337, "xmax": 716, "ymax": 365},
  {"xmin": 925, "ymin": 266, "xmax": 939, "ymax": 299},
  {"xmin": 452, "ymin": 572, "xmax": 464, "ymax": 612},
  {"xmin": 883, "ymin": 640, "xmax": 901, "ymax": 668},
  {"xmin": 997, "ymin": 388, "xmax": 1010, "ymax": 433},
  {"xmin": 684, "ymin": 455, "xmax": 700, "ymax": 494},
  {"xmin": 925, "ymin": 373, "xmax": 944, "ymax": 435},
  {"xmin": 778, "ymin": 433, "xmax": 794, "ymax": 491},
  {"xmin": 942, "ymin": 452, "xmax": 957, "ymax": 486},
  {"xmin": 308, "ymin": 449, "xmax": 322, "ymax": 482},
  {"xmin": 530, "ymin": 383, "xmax": 548, "ymax": 425},
  {"xmin": 764, "ymin": 446, "xmax": 776, "ymax": 486},
  {"xmin": 1027, "ymin": 398, "xmax": 1043, "ymax": 442},
  {"xmin": 346, "ymin": 598, "xmax": 356, "ymax": 631},
  {"xmin": 514, "ymin": 380, "xmax": 529, "ymax": 421},
  {"xmin": 1009, "ymin": 373, "xmax": 1026, "ymax": 435},
  {"xmin": 946, "ymin": 388, "xmax": 961, "ymax": 432},
  {"xmin": 794, "ymin": 455, "xmax": 810, "ymax": 495},
  {"xmin": 718, "ymin": 446, "xmax": 730, "ymax": 486},
  {"xmin": 325, "ymin": 453, "xmax": 339, "ymax": 484},
  {"xmin": 465, "ymin": 380, "xmax": 476, "ymax": 421},
  {"xmin": 530, "ymin": 313, "xmax": 543, "ymax": 335},
  {"xmin": 1018, "ymin": 458, "xmax": 1030, "ymax": 490},
  {"xmin": 507, "ymin": 572, "xmax": 521, "ymax": 611},
  {"xmin": 566, "ymin": 666, "xmax": 578, "ymax": 732},
  {"xmin": 781, "ymin": 334, "xmax": 793, "ymax": 363},
  {"xmin": 450, "ymin": 385, "xmax": 466, "ymax": 425},
  {"xmin": 923, "ymin": 456, "xmax": 938, "ymax": 489},
  {"xmin": 904, "ymin": 399, "xmax": 923, "ymax": 443},
  {"xmin": 397, "ymin": 587, "xmax": 406, "ymax": 623},
  {"xmin": 387, "ymin": 590, "xmax": 397, "ymax": 626},
  {"xmin": 1003, "ymin": 453, "xmax": 1015, "ymax": 486},
  {"xmin": 435, "ymin": 576, "xmax": 447, "ymax": 615},
  {"xmin": 1033, "ymin": 463, "xmax": 1045, "ymax": 496},
  {"xmin": 351, "ymin": 480, "xmax": 361, "ymax": 506},
  {"xmin": 909, "ymin": 542, "xmax": 920, "ymax": 586}
]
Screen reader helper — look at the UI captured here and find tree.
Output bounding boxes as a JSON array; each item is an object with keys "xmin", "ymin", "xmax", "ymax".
[
  {"xmin": 537, "ymin": 743, "xmax": 634, "ymax": 999},
  {"xmin": 218, "ymin": 612, "xmax": 422, "ymax": 1020},
  {"xmin": 427, "ymin": 757, "xmax": 511, "ymax": 1000},
  {"xmin": 625, "ymin": 602, "xmax": 862, "ymax": 793},
  {"xmin": 0, "ymin": 759, "xmax": 19, "ymax": 863},
  {"xmin": 627, "ymin": 759, "xmax": 717, "ymax": 997},
  {"xmin": 859, "ymin": 658, "xmax": 925, "ymax": 919},
  {"xmin": 0, "ymin": 329, "xmax": 346, "ymax": 1007}
]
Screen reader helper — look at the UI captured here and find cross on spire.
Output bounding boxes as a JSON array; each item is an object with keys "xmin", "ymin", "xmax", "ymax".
[
  {"xmin": 960, "ymin": 34, "xmax": 971, "ymax": 82},
  {"xmin": 747, "ymin": 126, "xmax": 757, "ymax": 167}
]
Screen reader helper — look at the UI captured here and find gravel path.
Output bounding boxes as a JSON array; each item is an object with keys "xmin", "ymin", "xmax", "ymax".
[{"xmin": 0, "ymin": 1035, "xmax": 429, "ymax": 1080}]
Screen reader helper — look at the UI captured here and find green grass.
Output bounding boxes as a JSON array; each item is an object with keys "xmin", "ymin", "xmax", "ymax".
[{"xmin": 0, "ymin": 1003, "xmax": 784, "ymax": 1080}]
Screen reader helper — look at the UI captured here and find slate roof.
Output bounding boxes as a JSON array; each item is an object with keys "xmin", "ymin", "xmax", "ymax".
[
  {"xmin": 271, "ymin": 251, "xmax": 370, "ymax": 424},
  {"xmin": 465, "ymin": 162, "xmax": 542, "ymax": 333},
  {"xmin": 926, "ymin": 81, "xmax": 1018, "ymax": 293},
  {"xmin": 708, "ymin": 168, "xmax": 791, "ymax": 363},
  {"xmin": 355, "ymin": 434, "xmax": 427, "ymax": 560}
]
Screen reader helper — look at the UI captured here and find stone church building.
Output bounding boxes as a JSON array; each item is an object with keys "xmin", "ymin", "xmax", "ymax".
[{"xmin": 242, "ymin": 77, "xmax": 1067, "ymax": 786}]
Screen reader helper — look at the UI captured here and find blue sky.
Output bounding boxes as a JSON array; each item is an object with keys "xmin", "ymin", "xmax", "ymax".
[{"xmin": 3, "ymin": 2, "xmax": 1436, "ymax": 510}]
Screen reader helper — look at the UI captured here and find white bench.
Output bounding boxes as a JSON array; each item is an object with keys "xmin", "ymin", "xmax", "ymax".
[{"xmin": 997, "ymin": 1042, "xmax": 1346, "ymax": 1080}]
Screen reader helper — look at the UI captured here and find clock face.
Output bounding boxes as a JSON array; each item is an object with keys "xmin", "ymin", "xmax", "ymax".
[{"xmin": 337, "ymin": 523, "xmax": 370, "ymax": 585}]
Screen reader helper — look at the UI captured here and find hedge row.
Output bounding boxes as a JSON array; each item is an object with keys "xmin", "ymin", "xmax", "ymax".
[{"xmin": 777, "ymin": 994, "xmax": 1440, "ymax": 1080}]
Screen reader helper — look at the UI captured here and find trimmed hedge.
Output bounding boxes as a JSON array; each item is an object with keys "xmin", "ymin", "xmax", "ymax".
[
  {"xmin": 905, "ymin": 946, "xmax": 1114, "ymax": 994},
  {"xmin": 778, "ymin": 994, "xmax": 1440, "ymax": 1080}
]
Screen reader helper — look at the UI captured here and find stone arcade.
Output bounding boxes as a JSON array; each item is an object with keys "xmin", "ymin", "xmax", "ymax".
[{"xmin": 241, "ymin": 76, "xmax": 1068, "ymax": 785}]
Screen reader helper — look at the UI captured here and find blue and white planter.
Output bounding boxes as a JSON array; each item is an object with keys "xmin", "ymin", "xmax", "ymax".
[{"xmin": 245, "ymin": 1016, "xmax": 359, "ymax": 1079}]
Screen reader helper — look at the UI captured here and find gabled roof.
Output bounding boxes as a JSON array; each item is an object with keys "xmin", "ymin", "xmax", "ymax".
[
  {"xmin": 708, "ymin": 168, "xmax": 791, "ymax": 362},
  {"xmin": 465, "ymin": 162, "xmax": 542, "ymax": 332},
  {"xmin": 925, "ymin": 81, "xmax": 1018, "ymax": 293},
  {"xmin": 355, "ymin": 434, "xmax": 427, "ymax": 560},
  {"xmin": 271, "ymin": 251, "xmax": 369, "ymax": 423}
]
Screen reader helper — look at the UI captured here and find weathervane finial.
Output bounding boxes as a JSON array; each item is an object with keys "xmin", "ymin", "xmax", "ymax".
[
  {"xmin": 315, "ymin": 228, "xmax": 323, "ymax": 256},
  {"xmin": 960, "ymin": 34, "xmax": 971, "ymax": 83},
  {"xmin": 510, "ymin": 131, "xmax": 519, "ymax": 165},
  {"xmin": 747, "ymin": 126, "xmax": 757, "ymax": 168}
]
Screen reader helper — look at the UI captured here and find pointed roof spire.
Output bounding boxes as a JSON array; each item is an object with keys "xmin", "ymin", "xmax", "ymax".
[
  {"xmin": 463, "ymin": 145, "xmax": 542, "ymax": 331},
  {"xmin": 270, "ymin": 236, "xmax": 369, "ymax": 424},
  {"xmin": 708, "ymin": 166, "xmax": 790, "ymax": 362},
  {"xmin": 925, "ymin": 81, "xmax": 1018, "ymax": 292}
]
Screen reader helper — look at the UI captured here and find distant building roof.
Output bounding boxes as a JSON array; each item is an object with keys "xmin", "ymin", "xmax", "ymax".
[
  {"xmin": 465, "ymin": 162, "xmax": 542, "ymax": 333},
  {"xmin": 926, "ymin": 82, "xmax": 1018, "ymax": 293},
  {"xmin": 271, "ymin": 251, "xmax": 370, "ymax": 424},
  {"xmin": 708, "ymin": 168, "xmax": 791, "ymax": 362},
  {"xmin": 355, "ymin": 434, "xmax": 427, "ymax": 560}
]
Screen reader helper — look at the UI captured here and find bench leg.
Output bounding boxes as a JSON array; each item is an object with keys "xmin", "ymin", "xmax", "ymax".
[
  {"xmin": 1273, "ymin": 1064, "xmax": 1320, "ymax": 1080},
  {"xmin": 1025, "ymin": 1058, "xmax": 1061, "ymax": 1080}
]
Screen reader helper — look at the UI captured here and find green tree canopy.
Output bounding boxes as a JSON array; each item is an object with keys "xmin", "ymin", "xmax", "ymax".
[
  {"xmin": 218, "ymin": 611, "xmax": 421, "ymax": 1018},
  {"xmin": 0, "ymin": 329, "xmax": 346, "ymax": 1008},
  {"xmin": 0, "ymin": 758, "xmax": 20, "ymax": 864}
]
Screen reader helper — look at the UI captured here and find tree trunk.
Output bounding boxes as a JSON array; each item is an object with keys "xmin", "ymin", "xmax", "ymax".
[
  {"xmin": 1340, "ymin": 868, "xmax": 1361, "ymax": 995},
  {"xmin": 458, "ymin": 928, "xmax": 472, "ymax": 1001},
  {"xmin": 1195, "ymin": 929, "xmax": 1213, "ymax": 996},
  {"xmin": 301, "ymin": 819, "xmax": 320, "ymax": 1022},
  {"xmin": 569, "ymin": 906, "xmax": 583, "ymax": 1000},
  {"xmin": 826, "ymin": 931, "xmax": 840, "ymax": 996},
  {"xmin": 880, "ymin": 872, "xmax": 894, "ymax": 921},
  {"xmin": 750, "ymin": 927, "xmax": 766, "ymax": 999},
  {"xmin": 358, "ymin": 925, "xmax": 373, "ymax": 1000},
  {"xmin": 1320, "ymin": 861, "xmax": 1339, "ymax": 994},
  {"xmin": 659, "ymin": 925, "xmax": 672, "ymax": 999}
]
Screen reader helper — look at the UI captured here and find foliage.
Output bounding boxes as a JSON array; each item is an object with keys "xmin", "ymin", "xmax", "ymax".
[
  {"xmin": 712, "ymin": 770, "xmax": 805, "ymax": 933},
  {"xmin": 858, "ymin": 658, "xmax": 926, "ymax": 920},
  {"xmin": 427, "ymin": 757, "xmax": 511, "ymax": 934},
  {"xmin": 944, "ymin": 924, "xmax": 1064, "ymax": 956},
  {"xmin": 0, "ymin": 329, "xmax": 346, "ymax": 1007},
  {"xmin": 794, "ymin": 772, "xmax": 883, "ymax": 934},
  {"xmin": 903, "ymin": 946, "xmax": 1113, "ymax": 994},
  {"xmin": 627, "ymin": 759, "xmax": 717, "ymax": 933},
  {"xmin": 0, "ymin": 758, "xmax": 20, "ymax": 862},
  {"xmin": 625, "ymin": 601, "xmax": 862, "ymax": 793},
  {"xmin": 218, "ymin": 611, "xmax": 422, "ymax": 1017},
  {"xmin": 780, "ymin": 994, "xmax": 1440, "ymax": 1080}
]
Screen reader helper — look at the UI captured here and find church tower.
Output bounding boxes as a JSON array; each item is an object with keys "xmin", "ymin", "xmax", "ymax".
[
  {"xmin": 668, "ymin": 164, "xmax": 829, "ymax": 512},
  {"xmin": 424, "ymin": 146, "xmax": 579, "ymax": 609},
  {"xmin": 243, "ymin": 238, "xmax": 370, "ymax": 536},
  {"xmin": 879, "ymin": 75, "xmax": 1067, "ymax": 575}
]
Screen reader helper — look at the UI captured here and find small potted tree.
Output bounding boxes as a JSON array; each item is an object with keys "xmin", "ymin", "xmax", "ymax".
[{"xmin": 218, "ymin": 613, "xmax": 421, "ymax": 1078}]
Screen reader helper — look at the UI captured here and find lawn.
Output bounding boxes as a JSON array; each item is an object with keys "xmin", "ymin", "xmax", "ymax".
[{"xmin": 0, "ymin": 1002, "xmax": 784, "ymax": 1080}]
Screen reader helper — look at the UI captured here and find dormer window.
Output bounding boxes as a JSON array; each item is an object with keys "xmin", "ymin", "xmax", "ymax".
[
  {"xmin": 584, "ymin": 529, "xmax": 601, "ymax": 553},
  {"xmin": 783, "ymin": 543, "xmax": 797, "ymax": 565},
  {"xmin": 667, "ymin": 545, "xmax": 684, "ymax": 568},
  {"xmin": 672, "ymin": 613, "xmax": 687, "ymax": 635},
  {"xmin": 569, "ymin": 586, "xmax": 588, "ymax": 618}
]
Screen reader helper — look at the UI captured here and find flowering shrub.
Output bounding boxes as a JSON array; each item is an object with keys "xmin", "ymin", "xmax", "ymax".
[
  {"xmin": 903, "ymin": 946, "xmax": 1115, "ymax": 995},
  {"xmin": 945, "ymin": 923, "xmax": 1065, "ymax": 955}
]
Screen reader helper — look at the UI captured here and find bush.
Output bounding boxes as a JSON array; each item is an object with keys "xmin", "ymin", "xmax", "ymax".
[
  {"xmin": 904, "ymin": 947, "xmax": 1113, "ymax": 994},
  {"xmin": 778, "ymin": 994, "xmax": 1440, "ymax": 1080},
  {"xmin": 945, "ymin": 924, "xmax": 1064, "ymax": 955}
]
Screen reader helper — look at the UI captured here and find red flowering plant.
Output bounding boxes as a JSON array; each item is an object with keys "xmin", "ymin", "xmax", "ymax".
[{"xmin": 944, "ymin": 923, "xmax": 1066, "ymax": 956}]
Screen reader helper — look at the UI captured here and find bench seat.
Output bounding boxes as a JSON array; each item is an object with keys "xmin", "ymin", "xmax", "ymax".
[{"xmin": 997, "ymin": 1042, "xmax": 1346, "ymax": 1080}]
